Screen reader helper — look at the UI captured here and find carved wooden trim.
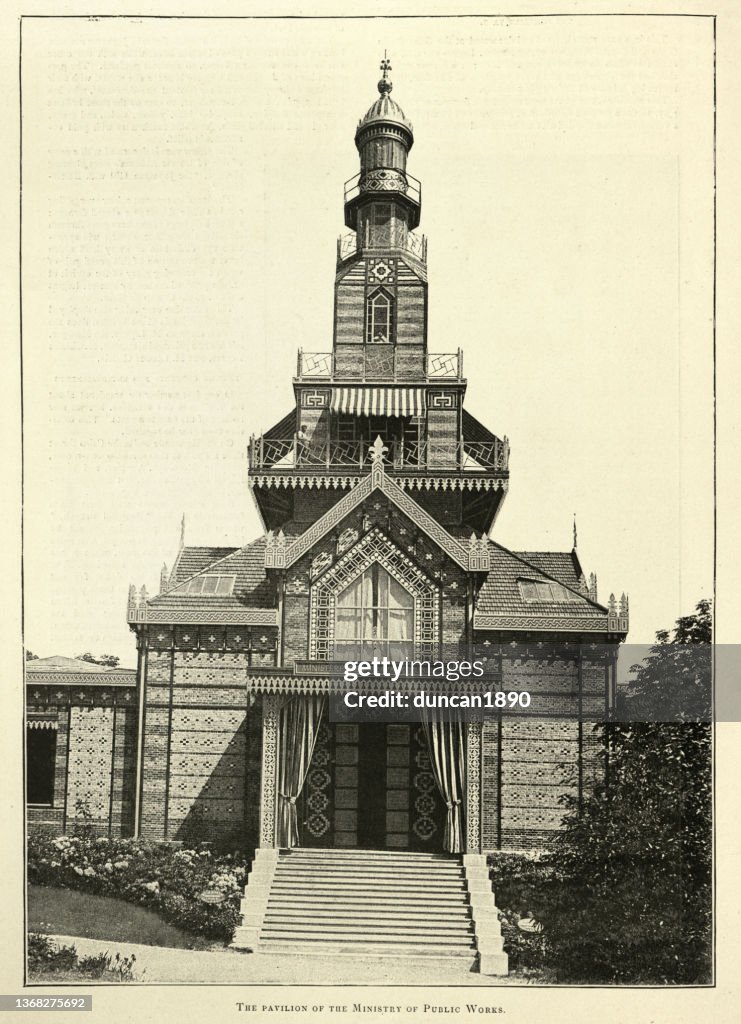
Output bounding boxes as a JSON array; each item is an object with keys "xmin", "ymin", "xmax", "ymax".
[
  {"xmin": 307, "ymin": 527, "xmax": 438, "ymax": 660},
  {"xmin": 281, "ymin": 465, "xmax": 471, "ymax": 571},
  {"xmin": 249, "ymin": 476, "xmax": 507, "ymax": 492},
  {"xmin": 473, "ymin": 613, "xmax": 613, "ymax": 632},
  {"xmin": 259, "ymin": 695, "xmax": 280, "ymax": 847},
  {"xmin": 466, "ymin": 720, "xmax": 482, "ymax": 854},
  {"xmin": 128, "ymin": 608, "xmax": 278, "ymax": 626}
]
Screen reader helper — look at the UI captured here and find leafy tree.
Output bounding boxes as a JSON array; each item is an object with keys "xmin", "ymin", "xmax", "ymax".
[
  {"xmin": 77, "ymin": 653, "xmax": 120, "ymax": 668},
  {"xmin": 538, "ymin": 601, "xmax": 712, "ymax": 984},
  {"xmin": 619, "ymin": 598, "xmax": 711, "ymax": 722},
  {"xmin": 25, "ymin": 651, "xmax": 39, "ymax": 661}
]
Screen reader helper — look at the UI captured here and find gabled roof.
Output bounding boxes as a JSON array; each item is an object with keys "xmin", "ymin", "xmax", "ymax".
[
  {"xmin": 276, "ymin": 469, "xmax": 471, "ymax": 570},
  {"xmin": 512, "ymin": 550, "xmax": 587, "ymax": 594},
  {"xmin": 26, "ymin": 656, "xmax": 127, "ymax": 674},
  {"xmin": 26, "ymin": 657, "xmax": 137, "ymax": 686},
  {"xmin": 170, "ymin": 546, "xmax": 239, "ymax": 587},
  {"xmin": 473, "ymin": 542, "xmax": 609, "ymax": 631},
  {"xmin": 151, "ymin": 537, "xmax": 276, "ymax": 612}
]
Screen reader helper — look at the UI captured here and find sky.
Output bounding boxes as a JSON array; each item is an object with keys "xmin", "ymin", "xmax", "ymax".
[{"xmin": 20, "ymin": 14, "xmax": 715, "ymax": 666}]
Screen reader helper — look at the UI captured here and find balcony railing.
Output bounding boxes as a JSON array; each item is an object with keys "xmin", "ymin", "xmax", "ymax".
[
  {"xmin": 248, "ymin": 436, "xmax": 509, "ymax": 474},
  {"xmin": 296, "ymin": 349, "xmax": 463, "ymax": 381},
  {"xmin": 337, "ymin": 229, "xmax": 428, "ymax": 264}
]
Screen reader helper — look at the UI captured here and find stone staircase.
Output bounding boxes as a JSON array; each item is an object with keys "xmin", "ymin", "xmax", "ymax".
[{"xmin": 232, "ymin": 848, "xmax": 508, "ymax": 974}]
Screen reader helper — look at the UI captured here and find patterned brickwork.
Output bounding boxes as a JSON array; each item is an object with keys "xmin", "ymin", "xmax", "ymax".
[
  {"xmin": 480, "ymin": 646, "xmax": 609, "ymax": 851},
  {"xmin": 109, "ymin": 706, "xmax": 138, "ymax": 836},
  {"xmin": 138, "ymin": 640, "xmax": 254, "ymax": 845}
]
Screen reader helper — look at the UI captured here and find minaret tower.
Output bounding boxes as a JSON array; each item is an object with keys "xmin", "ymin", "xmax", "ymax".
[
  {"xmin": 345, "ymin": 55, "xmax": 420, "ymax": 251},
  {"xmin": 248, "ymin": 58, "xmax": 509, "ymax": 533}
]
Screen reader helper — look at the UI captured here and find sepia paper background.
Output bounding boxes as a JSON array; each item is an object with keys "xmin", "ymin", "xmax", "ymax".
[{"xmin": 1, "ymin": 1, "xmax": 739, "ymax": 1021}]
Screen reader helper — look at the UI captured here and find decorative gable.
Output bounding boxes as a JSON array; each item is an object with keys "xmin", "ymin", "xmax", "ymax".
[{"xmin": 264, "ymin": 457, "xmax": 489, "ymax": 573}]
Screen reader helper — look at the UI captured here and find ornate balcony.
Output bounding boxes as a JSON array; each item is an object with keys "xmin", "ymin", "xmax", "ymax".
[
  {"xmin": 296, "ymin": 349, "xmax": 463, "ymax": 381},
  {"xmin": 343, "ymin": 170, "xmax": 422, "ymax": 207},
  {"xmin": 248, "ymin": 436, "xmax": 509, "ymax": 475}
]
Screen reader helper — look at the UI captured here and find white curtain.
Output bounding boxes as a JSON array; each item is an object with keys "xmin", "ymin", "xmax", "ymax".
[{"xmin": 277, "ymin": 694, "xmax": 325, "ymax": 848}]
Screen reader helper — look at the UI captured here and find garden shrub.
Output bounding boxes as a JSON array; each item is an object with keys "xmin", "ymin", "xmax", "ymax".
[
  {"xmin": 28, "ymin": 934, "xmax": 138, "ymax": 982},
  {"xmin": 28, "ymin": 836, "xmax": 249, "ymax": 943},
  {"xmin": 487, "ymin": 852, "xmax": 554, "ymax": 974}
]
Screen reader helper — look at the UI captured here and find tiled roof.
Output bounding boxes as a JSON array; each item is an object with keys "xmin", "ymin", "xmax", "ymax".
[
  {"xmin": 151, "ymin": 536, "xmax": 276, "ymax": 611},
  {"xmin": 26, "ymin": 656, "xmax": 131, "ymax": 674},
  {"xmin": 475, "ymin": 543, "xmax": 605, "ymax": 619},
  {"xmin": 151, "ymin": 530, "xmax": 603, "ymax": 625},
  {"xmin": 170, "ymin": 547, "xmax": 239, "ymax": 586},
  {"xmin": 512, "ymin": 550, "xmax": 587, "ymax": 594},
  {"xmin": 26, "ymin": 657, "xmax": 137, "ymax": 685}
]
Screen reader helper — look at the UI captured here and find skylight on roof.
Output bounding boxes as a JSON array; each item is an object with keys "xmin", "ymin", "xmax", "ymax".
[
  {"xmin": 179, "ymin": 575, "xmax": 235, "ymax": 596},
  {"xmin": 518, "ymin": 579, "xmax": 579, "ymax": 604}
]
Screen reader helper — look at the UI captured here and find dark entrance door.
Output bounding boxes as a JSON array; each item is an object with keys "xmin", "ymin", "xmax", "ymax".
[
  {"xmin": 357, "ymin": 723, "xmax": 387, "ymax": 848},
  {"xmin": 299, "ymin": 722, "xmax": 446, "ymax": 850}
]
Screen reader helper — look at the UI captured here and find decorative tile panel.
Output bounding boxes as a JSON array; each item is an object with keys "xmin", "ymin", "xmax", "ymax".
[{"xmin": 66, "ymin": 707, "xmax": 114, "ymax": 821}]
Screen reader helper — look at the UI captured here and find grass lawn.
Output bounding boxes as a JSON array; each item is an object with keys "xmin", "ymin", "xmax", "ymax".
[{"xmin": 28, "ymin": 885, "xmax": 219, "ymax": 951}]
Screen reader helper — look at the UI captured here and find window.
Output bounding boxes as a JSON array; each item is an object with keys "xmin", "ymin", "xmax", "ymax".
[
  {"xmin": 371, "ymin": 203, "xmax": 393, "ymax": 246},
  {"xmin": 366, "ymin": 288, "xmax": 394, "ymax": 344},
  {"xmin": 26, "ymin": 726, "xmax": 57, "ymax": 805},
  {"xmin": 179, "ymin": 575, "xmax": 236, "ymax": 596},
  {"xmin": 334, "ymin": 563, "xmax": 414, "ymax": 660},
  {"xmin": 518, "ymin": 579, "xmax": 580, "ymax": 604}
]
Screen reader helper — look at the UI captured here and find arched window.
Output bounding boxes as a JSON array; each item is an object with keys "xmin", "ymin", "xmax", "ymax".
[
  {"xmin": 334, "ymin": 563, "xmax": 414, "ymax": 660},
  {"xmin": 366, "ymin": 288, "xmax": 394, "ymax": 344}
]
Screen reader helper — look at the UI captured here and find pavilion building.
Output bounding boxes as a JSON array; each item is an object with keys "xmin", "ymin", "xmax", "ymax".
[{"xmin": 26, "ymin": 60, "xmax": 628, "ymax": 973}]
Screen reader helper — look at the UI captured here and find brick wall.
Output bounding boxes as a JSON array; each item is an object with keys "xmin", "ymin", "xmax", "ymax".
[
  {"xmin": 479, "ymin": 647, "xmax": 610, "ymax": 850},
  {"xmin": 138, "ymin": 636, "xmax": 273, "ymax": 849},
  {"xmin": 28, "ymin": 700, "xmax": 138, "ymax": 840}
]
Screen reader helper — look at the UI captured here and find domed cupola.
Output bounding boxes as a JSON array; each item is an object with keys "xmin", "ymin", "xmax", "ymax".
[
  {"xmin": 344, "ymin": 55, "xmax": 421, "ymax": 234},
  {"xmin": 356, "ymin": 73, "xmax": 414, "ymax": 150}
]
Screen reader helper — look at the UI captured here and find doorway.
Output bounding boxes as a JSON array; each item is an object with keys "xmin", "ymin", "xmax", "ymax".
[{"xmin": 298, "ymin": 721, "xmax": 445, "ymax": 851}]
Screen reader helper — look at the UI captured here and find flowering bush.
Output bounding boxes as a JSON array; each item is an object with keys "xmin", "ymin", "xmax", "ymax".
[{"xmin": 28, "ymin": 835, "xmax": 249, "ymax": 943}]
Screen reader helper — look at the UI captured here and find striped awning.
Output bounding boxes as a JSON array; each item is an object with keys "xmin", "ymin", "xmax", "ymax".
[{"xmin": 331, "ymin": 387, "xmax": 423, "ymax": 416}]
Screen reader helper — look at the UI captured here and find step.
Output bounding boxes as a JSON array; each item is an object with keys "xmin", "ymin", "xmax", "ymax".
[
  {"xmin": 270, "ymin": 872, "xmax": 462, "ymax": 880},
  {"xmin": 260, "ymin": 927, "xmax": 475, "ymax": 946},
  {"xmin": 263, "ymin": 919, "xmax": 473, "ymax": 936},
  {"xmin": 277, "ymin": 855, "xmax": 464, "ymax": 867},
  {"xmin": 280, "ymin": 858, "xmax": 460, "ymax": 865},
  {"xmin": 271, "ymin": 871, "xmax": 466, "ymax": 885},
  {"xmin": 264, "ymin": 913, "xmax": 470, "ymax": 929},
  {"xmin": 268, "ymin": 880, "xmax": 462, "ymax": 897},
  {"xmin": 283, "ymin": 848, "xmax": 458, "ymax": 859},
  {"xmin": 275, "ymin": 863, "xmax": 463, "ymax": 877},
  {"xmin": 256, "ymin": 941, "xmax": 477, "ymax": 960},
  {"xmin": 266, "ymin": 900, "xmax": 471, "ymax": 916},
  {"xmin": 266, "ymin": 892, "xmax": 466, "ymax": 901}
]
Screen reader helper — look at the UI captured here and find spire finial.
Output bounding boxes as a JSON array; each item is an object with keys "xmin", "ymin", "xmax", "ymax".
[
  {"xmin": 378, "ymin": 51, "xmax": 393, "ymax": 95},
  {"xmin": 573, "ymin": 513, "xmax": 578, "ymax": 550},
  {"xmin": 180, "ymin": 514, "xmax": 185, "ymax": 550}
]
